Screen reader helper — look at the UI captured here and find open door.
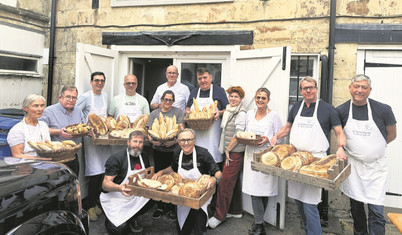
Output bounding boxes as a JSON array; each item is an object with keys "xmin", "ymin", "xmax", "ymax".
[
  {"xmin": 230, "ymin": 46, "xmax": 291, "ymax": 229},
  {"xmin": 75, "ymin": 43, "xmax": 119, "ymax": 105}
]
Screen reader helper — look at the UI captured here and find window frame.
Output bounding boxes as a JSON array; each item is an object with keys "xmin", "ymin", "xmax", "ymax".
[{"xmin": 0, "ymin": 51, "xmax": 42, "ymax": 75}]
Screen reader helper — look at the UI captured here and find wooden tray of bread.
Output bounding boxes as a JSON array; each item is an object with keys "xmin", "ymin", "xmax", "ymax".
[
  {"xmin": 251, "ymin": 146, "xmax": 351, "ymax": 191},
  {"xmin": 127, "ymin": 167, "xmax": 216, "ymax": 209}
]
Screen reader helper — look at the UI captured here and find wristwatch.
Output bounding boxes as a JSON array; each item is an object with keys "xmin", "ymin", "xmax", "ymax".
[{"xmin": 339, "ymin": 145, "xmax": 346, "ymax": 151}]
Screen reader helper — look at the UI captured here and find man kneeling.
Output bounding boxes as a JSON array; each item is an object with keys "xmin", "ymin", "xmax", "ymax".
[{"xmin": 100, "ymin": 130, "xmax": 153, "ymax": 234}]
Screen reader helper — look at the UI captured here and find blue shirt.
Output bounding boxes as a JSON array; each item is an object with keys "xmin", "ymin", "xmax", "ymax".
[{"xmin": 40, "ymin": 103, "xmax": 84, "ymax": 143}]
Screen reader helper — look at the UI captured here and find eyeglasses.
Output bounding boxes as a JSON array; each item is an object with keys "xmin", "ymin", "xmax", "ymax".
[
  {"xmin": 63, "ymin": 96, "xmax": 77, "ymax": 101},
  {"xmin": 301, "ymin": 86, "xmax": 317, "ymax": 91},
  {"xmin": 352, "ymin": 84, "xmax": 370, "ymax": 90},
  {"xmin": 178, "ymin": 138, "xmax": 194, "ymax": 144},
  {"xmin": 255, "ymin": 96, "xmax": 267, "ymax": 101},
  {"xmin": 162, "ymin": 98, "xmax": 174, "ymax": 103},
  {"xmin": 166, "ymin": 72, "xmax": 178, "ymax": 75},
  {"xmin": 125, "ymin": 82, "xmax": 137, "ymax": 86},
  {"xmin": 93, "ymin": 79, "xmax": 105, "ymax": 83}
]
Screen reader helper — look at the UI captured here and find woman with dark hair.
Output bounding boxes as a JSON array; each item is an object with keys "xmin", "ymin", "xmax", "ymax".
[
  {"xmin": 243, "ymin": 88, "xmax": 283, "ymax": 235},
  {"xmin": 7, "ymin": 94, "xmax": 51, "ymax": 160},
  {"xmin": 208, "ymin": 86, "xmax": 247, "ymax": 228},
  {"xmin": 146, "ymin": 90, "xmax": 185, "ymax": 221}
]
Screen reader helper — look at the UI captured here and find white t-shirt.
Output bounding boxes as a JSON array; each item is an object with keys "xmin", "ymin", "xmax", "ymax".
[
  {"xmin": 151, "ymin": 82, "xmax": 190, "ymax": 111},
  {"xmin": 7, "ymin": 121, "xmax": 51, "ymax": 157}
]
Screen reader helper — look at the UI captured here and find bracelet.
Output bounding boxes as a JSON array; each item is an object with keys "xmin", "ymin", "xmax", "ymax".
[{"xmin": 338, "ymin": 145, "xmax": 346, "ymax": 151}]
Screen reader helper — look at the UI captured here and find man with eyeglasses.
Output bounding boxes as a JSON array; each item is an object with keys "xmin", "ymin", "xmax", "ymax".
[
  {"xmin": 336, "ymin": 74, "xmax": 396, "ymax": 235},
  {"xmin": 153, "ymin": 128, "xmax": 222, "ymax": 235},
  {"xmin": 109, "ymin": 74, "xmax": 150, "ymax": 123},
  {"xmin": 271, "ymin": 76, "xmax": 347, "ymax": 235},
  {"xmin": 76, "ymin": 71, "xmax": 111, "ymax": 222},
  {"xmin": 40, "ymin": 84, "xmax": 84, "ymax": 176},
  {"xmin": 150, "ymin": 65, "xmax": 190, "ymax": 111}
]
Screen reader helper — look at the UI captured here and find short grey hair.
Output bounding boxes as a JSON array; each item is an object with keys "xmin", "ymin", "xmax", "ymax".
[
  {"xmin": 22, "ymin": 94, "xmax": 46, "ymax": 109},
  {"xmin": 299, "ymin": 76, "xmax": 317, "ymax": 90},
  {"xmin": 178, "ymin": 128, "xmax": 196, "ymax": 140},
  {"xmin": 60, "ymin": 85, "xmax": 78, "ymax": 96},
  {"xmin": 350, "ymin": 74, "xmax": 371, "ymax": 87}
]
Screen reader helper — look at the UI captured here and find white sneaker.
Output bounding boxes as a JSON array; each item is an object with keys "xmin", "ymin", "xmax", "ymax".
[
  {"xmin": 227, "ymin": 213, "xmax": 242, "ymax": 218},
  {"xmin": 208, "ymin": 217, "xmax": 222, "ymax": 229}
]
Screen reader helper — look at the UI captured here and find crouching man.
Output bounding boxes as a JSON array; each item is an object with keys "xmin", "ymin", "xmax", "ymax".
[
  {"xmin": 153, "ymin": 128, "xmax": 222, "ymax": 235},
  {"xmin": 100, "ymin": 130, "xmax": 154, "ymax": 234}
]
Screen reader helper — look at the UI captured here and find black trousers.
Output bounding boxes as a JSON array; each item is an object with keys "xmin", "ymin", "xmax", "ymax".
[
  {"xmin": 153, "ymin": 149, "xmax": 175, "ymax": 211},
  {"xmin": 104, "ymin": 200, "xmax": 155, "ymax": 235},
  {"xmin": 87, "ymin": 174, "xmax": 104, "ymax": 208},
  {"xmin": 64, "ymin": 155, "xmax": 79, "ymax": 177},
  {"xmin": 178, "ymin": 209, "xmax": 207, "ymax": 235}
]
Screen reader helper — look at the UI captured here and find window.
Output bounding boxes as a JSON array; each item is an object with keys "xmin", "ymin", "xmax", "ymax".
[
  {"xmin": 110, "ymin": 0, "xmax": 232, "ymax": 7},
  {"xmin": 0, "ymin": 53, "xmax": 39, "ymax": 73},
  {"xmin": 180, "ymin": 62, "xmax": 222, "ymax": 92},
  {"xmin": 289, "ymin": 55, "xmax": 319, "ymax": 109}
]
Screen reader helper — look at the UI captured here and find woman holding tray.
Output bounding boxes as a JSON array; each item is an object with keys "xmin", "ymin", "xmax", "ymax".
[
  {"xmin": 242, "ymin": 88, "xmax": 283, "ymax": 235},
  {"xmin": 7, "ymin": 94, "xmax": 51, "ymax": 160},
  {"xmin": 146, "ymin": 90, "xmax": 185, "ymax": 221},
  {"xmin": 208, "ymin": 86, "xmax": 247, "ymax": 229}
]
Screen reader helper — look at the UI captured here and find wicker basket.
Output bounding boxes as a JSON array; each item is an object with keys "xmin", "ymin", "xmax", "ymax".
[
  {"xmin": 36, "ymin": 143, "xmax": 82, "ymax": 163},
  {"xmin": 236, "ymin": 135, "xmax": 263, "ymax": 146},
  {"xmin": 184, "ymin": 116, "xmax": 214, "ymax": 130},
  {"xmin": 147, "ymin": 130, "xmax": 176, "ymax": 143}
]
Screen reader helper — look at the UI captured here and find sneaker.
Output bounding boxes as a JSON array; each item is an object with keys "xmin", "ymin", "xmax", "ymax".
[
  {"xmin": 129, "ymin": 219, "xmax": 143, "ymax": 233},
  {"xmin": 152, "ymin": 209, "xmax": 164, "ymax": 219},
  {"xmin": 208, "ymin": 217, "xmax": 222, "ymax": 229},
  {"xmin": 227, "ymin": 213, "xmax": 242, "ymax": 219},
  {"xmin": 168, "ymin": 212, "xmax": 177, "ymax": 222},
  {"xmin": 88, "ymin": 207, "xmax": 98, "ymax": 222},
  {"xmin": 94, "ymin": 204, "xmax": 103, "ymax": 215}
]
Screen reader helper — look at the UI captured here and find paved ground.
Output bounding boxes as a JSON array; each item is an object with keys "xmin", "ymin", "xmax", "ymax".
[{"xmin": 88, "ymin": 201, "xmax": 400, "ymax": 235}]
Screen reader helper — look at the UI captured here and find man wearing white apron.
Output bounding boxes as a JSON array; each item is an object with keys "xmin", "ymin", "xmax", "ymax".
[
  {"xmin": 76, "ymin": 71, "xmax": 111, "ymax": 222},
  {"xmin": 153, "ymin": 128, "xmax": 222, "ymax": 235},
  {"xmin": 271, "ymin": 76, "xmax": 346, "ymax": 235},
  {"xmin": 337, "ymin": 74, "xmax": 397, "ymax": 235},
  {"xmin": 108, "ymin": 74, "xmax": 150, "ymax": 154},
  {"xmin": 100, "ymin": 130, "xmax": 153, "ymax": 234},
  {"xmin": 185, "ymin": 68, "xmax": 229, "ymax": 166}
]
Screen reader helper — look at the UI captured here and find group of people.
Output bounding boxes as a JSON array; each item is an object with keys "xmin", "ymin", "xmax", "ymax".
[{"xmin": 6, "ymin": 64, "xmax": 397, "ymax": 235}]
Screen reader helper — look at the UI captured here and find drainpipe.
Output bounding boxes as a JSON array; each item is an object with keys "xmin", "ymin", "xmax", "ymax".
[
  {"xmin": 320, "ymin": 55, "xmax": 328, "ymax": 101},
  {"xmin": 327, "ymin": 0, "xmax": 336, "ymax": 104},
  {"xmin": 47, "ymin": 0, "xmax": 57, "ymax": 105}
]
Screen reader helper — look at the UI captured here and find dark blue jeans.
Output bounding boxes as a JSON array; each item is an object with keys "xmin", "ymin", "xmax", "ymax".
[
  {"xmin": 350, "ymin": 198, "xmax": 385, "ymax": 235},
  {"xmin": 295, "ymin": 199, "xmax": 322, "ymax": 235}
]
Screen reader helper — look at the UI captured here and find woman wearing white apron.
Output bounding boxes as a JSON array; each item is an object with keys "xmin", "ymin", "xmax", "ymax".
[
  {"xmin": 271, "ymin": 77, "xmax": 346, "ymax": 235},
  {"xmin": 76, "ymin": 87, "xmax": 112, "ymax": 221},
  {"xmin": 7, "ymin": 94, "xmax": 51, "ymax": 160},
  {"xmin": 242, "ymin": 88, "xmax": 283, "ymax": 235},
  {"xmin": 153, "ymin": 128, "xmax": 222, "ymax": 235},
  {"xmin": 339, "ymin": 96, "xmax": 396, "ymax": 234},
  {"xmin": 100, "ymin": 131, "xmax": 152, "ymax": 234}
]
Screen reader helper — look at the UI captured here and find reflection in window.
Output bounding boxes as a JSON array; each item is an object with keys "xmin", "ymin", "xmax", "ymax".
[{"xmin": 180, "ymin": 63, "xmax": 222, "ymax": 93}]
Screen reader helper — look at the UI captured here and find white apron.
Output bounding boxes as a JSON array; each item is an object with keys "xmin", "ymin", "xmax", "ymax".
[
  {"xmin": 84, "ymin": 91, "xmax": 111, "ymax": 176},
  {"xmin": 289, "ymin": 100, "xmax": 328, "ymax": 204},
  {"xmin": 100, "ymin": 151, "xmax": 150, "ymax": 227},
  {"xmin": 340, "ymin": 99, "xmax": 388, "ymax": 205},
  {"xmin": 117, "ymin": 94, "xmax": 142, "ymax": 123},
  {"xmin": 22, "ymin": 118, "xmax": 47, "ymax": 157},
  {"xmin": 177, "ymin": 147, "xmax": 211, "ymax": 229},
  {"xmin": 191, "ymin": 86, "xmax": 222, "ymax": 163},
  {"xmin": 242, "ymin": 110, "xmax": 278, "ymax": 196}
]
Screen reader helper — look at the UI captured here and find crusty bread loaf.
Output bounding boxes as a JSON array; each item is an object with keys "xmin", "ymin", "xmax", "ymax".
[
  {"xmin": 106, "ymin": 116, "xmax": 116, "ymax": 130},
  {"xmin": 117, "ymin": 114, "xmax": 130, "ymax": 125},
  {"xmin": 236, "ymin": 131, "xmax": 256, "ymax": 139},
  {"xmin": 272, "ymin": 144, "xmax": 296, "ymax": 161},
  {"xmin": 196, "ymin": 175, "xmax": 211, "ymax": 190},
  {"xmin": 132, "ymin": 114, "xmax": 149, "ymax": 129},
  {"xmin": 179, "ymin": 182, "xmax": 201, "ymax": 198},
  {"xmin": 299, "ymin": 165, "xmax": 330, "ymax": 178},
  {"xmin": 281, "ymin": 156, "xmax": 298, "ymax": 171},
  {"xmin": 259, "ymin": 151, "xmax": 281, "ymax": 167},
  {"xmin": 170, "ymin": 185, "xmax": 181, "ymax": 195},
  {"xmin": 170, "ymin": 172, "xmax": 182, "ymax": 185},
  {"xmin": 313, "ymin": 154, "xmax": 337, "ymax": 169},
  {"xmin": 115, "ymin": 120, "xmax": 129, "ymax": 130},
  {"xmin": 159, "ymin": 174, "xmax": 175, "ymax": 192},
  {"xmin": 88, "ymin": 114, "xmax": 108, "ymax": 135}
]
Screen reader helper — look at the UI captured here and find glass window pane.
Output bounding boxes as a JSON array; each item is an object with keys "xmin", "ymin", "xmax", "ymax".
[
  {"xmin": 0, "ymin": 55, "xmax": 37, "ymax": 72},
  {"xmin": 180, "ymin": 63, "xmax": 222, "ymax": 92}
]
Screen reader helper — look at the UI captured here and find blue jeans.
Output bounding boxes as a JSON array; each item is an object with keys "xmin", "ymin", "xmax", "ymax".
[
  {"xmin": 350, "ymin": 198, "xmax": 385, "ymax": 235},
  {"xmin": 295, "ymin": 199, "xmax": 322, "ymax": 235}
]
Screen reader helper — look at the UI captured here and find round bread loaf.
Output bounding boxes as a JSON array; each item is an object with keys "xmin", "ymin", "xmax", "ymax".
[
  {"xmin": 196, "ymin": 175, "xmax": 211, "ymax": 190},
  {"xmin": 179, "ymin": 182, "xmax": 201, "ymax": 198},
  {"xmin": 159, "ymin": 174, "xmax": 175, "ymax": 192},
  {"xmin": 292, "ymin": 156, "xmax": 303, "ymax": 172},
  {"xmin": 272, "ymin": 144, "xmax": 296, "ymax": 161},
  {"xmin": 281, "ymin": 156, "xmax": 298, "ymax": 171},
  {"xmin": 170, "ymin": 185, "xmax": 181, "ymax": 194},
  {"xmin": 106, "ymin": 116, "xmax": 116, "ymax": 130},
  {"xmin": 170, "ymin": 172, "xmax": 182, "ymax": 185},
  {"xmin": 259, "ymin": 151, "xmax": 281, "ymax": 167},
  {"xmin": 117, "ymin": 114, "xmax": 131, "ymax": 125},
  {"xmin": 88, "ymin": 113, "xmax": 108, "ymax": 135}
]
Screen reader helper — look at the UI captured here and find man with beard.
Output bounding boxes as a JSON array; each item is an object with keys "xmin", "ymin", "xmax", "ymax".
[{"xmin": 100, "ymin": 130, "xmax": 154, "ymax": 234}]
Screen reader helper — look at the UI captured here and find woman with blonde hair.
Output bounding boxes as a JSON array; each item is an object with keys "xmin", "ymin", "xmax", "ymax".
[{"xmin": 7, "ymin": 94, "xmax": 51, "ymax": 160}]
